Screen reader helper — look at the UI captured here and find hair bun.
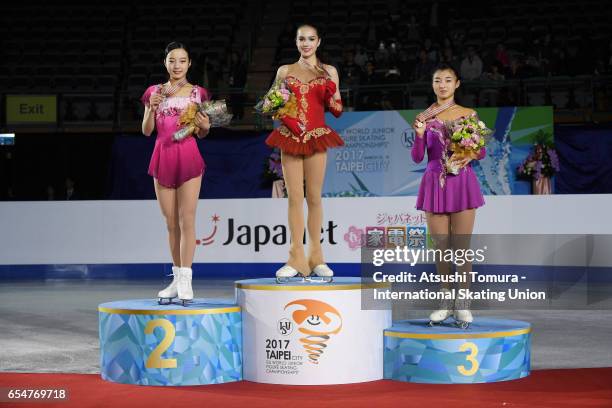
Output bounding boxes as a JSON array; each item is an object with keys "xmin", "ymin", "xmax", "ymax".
[{"xmin": 164, "ymin": 41, "xmax": 190, "ymax": 59}]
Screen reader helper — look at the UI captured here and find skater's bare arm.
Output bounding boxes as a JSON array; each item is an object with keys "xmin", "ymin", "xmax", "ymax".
[{"xmin": 142, "ymin": 91, "xmax": 163, "ymax": 136}]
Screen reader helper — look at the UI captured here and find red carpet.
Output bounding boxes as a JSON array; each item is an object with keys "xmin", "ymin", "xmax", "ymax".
[{"xmin": 1, "ymin": 368, "xmax": 611, "ymax": 408}]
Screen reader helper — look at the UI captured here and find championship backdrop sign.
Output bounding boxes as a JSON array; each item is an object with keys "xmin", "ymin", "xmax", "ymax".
[{"xmin": 324, "ymin": 107, "xmax": 553, "ymax": 196}]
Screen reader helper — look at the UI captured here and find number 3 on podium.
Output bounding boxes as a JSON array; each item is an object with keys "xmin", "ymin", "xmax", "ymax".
[
  {"xmin": 457, "ymin": 342, "xmax": 479, "ymax": 376},
  {"xmin": 144, "ymin": 319, "xmax": 177, "ymax": 369}
]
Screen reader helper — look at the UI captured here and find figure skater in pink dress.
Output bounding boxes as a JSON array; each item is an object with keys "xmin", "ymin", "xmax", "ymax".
[
  {"xmin": 411, "ymin": 64, "xmax": 487, "ymax": 328},
  {"xmin": 141, "ymin": 42, "xmax": 211, "ymax": 305}
]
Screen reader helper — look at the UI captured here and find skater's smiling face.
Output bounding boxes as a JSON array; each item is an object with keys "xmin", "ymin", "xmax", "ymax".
[
  {"xmin": 164, "ymin": 48, "xmax": 191, "ymax": 82},
  {"xmin": 296, "ymin": 25, "xmax": 321, "ymax": 58},
  {"xmin": 432, "ymin": 68, "xmax": 460, "ymax": 100}
]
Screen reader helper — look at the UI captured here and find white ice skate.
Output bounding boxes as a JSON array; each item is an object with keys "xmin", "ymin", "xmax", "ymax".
[
  {"xmin": 310, "ymin": 264, "xmax": 334, "ymax": 283},
  {"xmin": 428, "ymin": 288, "xmax": 454, "ymax": 326},
  {"xmin": 275, "ymin": 265, "xmax": 305, "ymax": 284},
  {"xmin": 454, "ymin": 297, "xmax": 473, "ymax": 329},
  {"xmin": 177, "ymin": 267, "xmax": 194, "ymax": 307},
  {"xmin": 158, "ymin": 266, "xmax": 179, "ymax": 305}
]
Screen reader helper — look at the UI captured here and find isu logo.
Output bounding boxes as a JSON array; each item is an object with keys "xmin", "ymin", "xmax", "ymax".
[
  {"xmin": 284, "ymin": 299, "xmax": 343, "ymax": 364},
  {"xmin": 277, "ymin": 318, "xmax": 293, "ymax": 336}
]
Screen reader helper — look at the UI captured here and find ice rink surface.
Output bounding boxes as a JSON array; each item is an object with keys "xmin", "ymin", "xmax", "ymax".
[{"xmin": 1, "ymin": 279, "xmax": 611, "ymax": 373}]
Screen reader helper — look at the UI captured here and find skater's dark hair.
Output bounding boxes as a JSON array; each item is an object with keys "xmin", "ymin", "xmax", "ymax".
[
  {"xmin": 164, "ymin": 41, "xmax": 191, "ymax": 60},
  {"xmin": 432, "ymin": 63, "xmax": 460, "ymax": 81},
  {"xmin": 296, "ymin": 23, "xmax": 323, "ymax": 39}
]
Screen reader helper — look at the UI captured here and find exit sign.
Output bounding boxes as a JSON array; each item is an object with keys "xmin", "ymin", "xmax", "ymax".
[{"xmin": 6, "ymin": 95, "xmax": 57, "ymax": 124}]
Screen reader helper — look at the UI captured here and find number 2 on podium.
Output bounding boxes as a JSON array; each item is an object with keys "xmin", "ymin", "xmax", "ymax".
[
  {"xmin": 457, "ymin": 342, "xmax": 479, "ymax": 376},
  {"xmin": 144, "ymin": 319, "xmax": 177, "ymax": 369}
]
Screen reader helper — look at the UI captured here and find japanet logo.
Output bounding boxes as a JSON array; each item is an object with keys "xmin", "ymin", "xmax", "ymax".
[
  {"xmin": 196, "ymin": 214, "xmax": 339, "ymax": 251},
  {"xmin": 196, "ymin": 214, "xmax": 221, "ymax": 246}
]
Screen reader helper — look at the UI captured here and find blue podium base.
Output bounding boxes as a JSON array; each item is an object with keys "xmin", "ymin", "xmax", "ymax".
[
  {"xmin": 98, "ymin": 298, "xmax": 242, "ymax": 386},
  {"xmin": 384, "ymin": 318, "xmax": 531, "ymax": 384}
]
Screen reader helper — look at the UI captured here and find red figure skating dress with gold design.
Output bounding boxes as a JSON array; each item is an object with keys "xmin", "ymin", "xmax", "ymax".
[{"xmin": 265, "ymin": 75, "xmax": 344, "ymax": 156}]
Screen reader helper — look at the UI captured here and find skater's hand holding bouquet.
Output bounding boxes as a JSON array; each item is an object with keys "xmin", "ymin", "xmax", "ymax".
[
  {"xmin": 255, "ymin": 79, "xmax": 297, "ymax": 119},
  {"xmin": 174, "ymin": 100, "xmax": 233, "ymax": 141},
  {"xmin": 445, "ymin": 115, "xmax": 492, "ymax": 175},
  {"xmin": 193, "ymin": 111, "xmax": 211, "ymax": 135},
  {"xmin": 255, "ymin": 79, "xmax": 301, "ymax": 136}
]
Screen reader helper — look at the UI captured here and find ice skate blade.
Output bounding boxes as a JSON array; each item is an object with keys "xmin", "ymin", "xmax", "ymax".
[
  {"xmin": 455, "ymin": 321, "xmax": 471, "ymax": 329},
  {"xmin": 275, "ymin": 275, "xmax": 333, "ymax": 284},
  {"xmin": 180, "ymin": 299, "xmax": 193, "ymax": 307},
  {"xmin": 158, "ymin": 297, "xmax": 176, "ymax": 305},
  {"xmin": 428, "ymin": 318, "xmax": 451, "ymax": 327},
  {"xmin": 276, "ymin": 273, "xmax": 307, "ymax": 284},
  {"xmin": 305, "ymin": 276, "xmax": 333, "ymax": 283}
]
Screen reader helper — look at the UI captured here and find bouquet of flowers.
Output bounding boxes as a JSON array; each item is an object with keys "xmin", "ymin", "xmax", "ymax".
[
  {"xmin": 517, "ymin": 142, "xmax": 560, "ymax": 180},
  {"xmin": 263, "ymin": 148, "xmax": 283, "ymax": 183},
  {"xmin": 445, "ymin": 116, "xmax": 492, "ymax": 175},
  {"xmin": 262, "ymin": 147, "xmax": 288, "ymax": 198},
  {"xmin": 173, "ymin": 100, "xmax": 233, "ymax": 141},
  {"xmin": 254, "ymin": 79, "xmax": 297, "ymax": 120}
]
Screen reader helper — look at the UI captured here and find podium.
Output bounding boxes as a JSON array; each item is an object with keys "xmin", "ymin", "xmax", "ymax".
[
  {"xmin": 98, "ymin": 299, "xmax": 242, "ymax": 386},
  {"xmin": 98, "ymin": 286, "xmax": 532, "ymax": 386},
  {"xmin": 384, "ymin": 318, "xmax": 531, "ymax": 383},
  {"xmin": 235, "ymin": 277, "xmax": 392, "ymax": 385}
]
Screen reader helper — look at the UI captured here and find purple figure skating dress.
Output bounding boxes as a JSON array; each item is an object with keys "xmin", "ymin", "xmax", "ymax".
[
  {"xmin": 411, "ymin": 113, "xmax": 486, "ymax": 213},
  {"xmin": 141, "ymin": 85, "xmax": 209, "ymax": 188}
]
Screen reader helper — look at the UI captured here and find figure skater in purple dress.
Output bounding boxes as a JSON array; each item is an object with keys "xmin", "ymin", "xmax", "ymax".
[
  {"xmin": 411, "ymin": 63, "xmax": 486, "ymax": 328},
  {"xmin": 141, "ymin": 42, "xmax": 211, "ymax": 306}
]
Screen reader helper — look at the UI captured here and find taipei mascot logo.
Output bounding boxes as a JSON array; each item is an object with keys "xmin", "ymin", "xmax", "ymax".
[{"xmin": 284, "ymin": 299, "xmax": 343, "ymax": 364}]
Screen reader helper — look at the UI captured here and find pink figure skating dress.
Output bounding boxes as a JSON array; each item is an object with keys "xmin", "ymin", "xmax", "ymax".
[{"xmin": 141, "ymin": 84, "xmax": 209, "ymax": 188}]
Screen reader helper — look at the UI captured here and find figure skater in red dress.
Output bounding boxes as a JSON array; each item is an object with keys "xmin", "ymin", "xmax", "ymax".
[{"xmin": 265, "ymin": 24, "xmax": 344, "ymax": 282}]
